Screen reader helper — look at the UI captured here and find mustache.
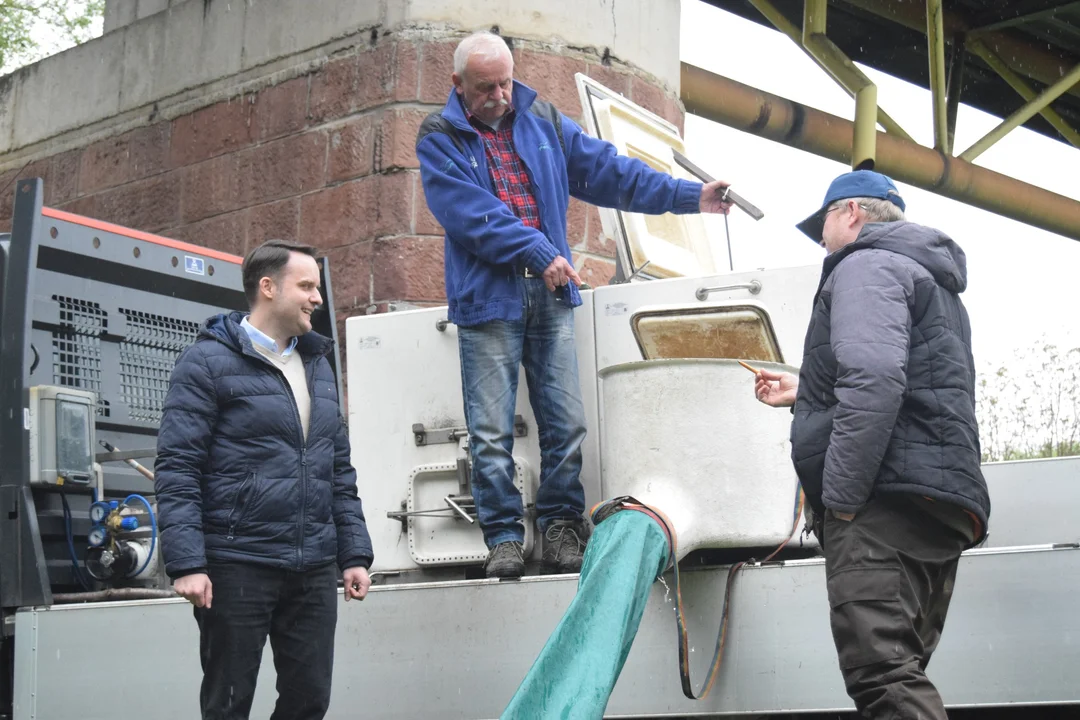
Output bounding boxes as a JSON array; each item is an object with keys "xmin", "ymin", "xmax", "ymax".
[{"xmin": 483, "ymin": 98, "xmax": 510, "ymax": 109}]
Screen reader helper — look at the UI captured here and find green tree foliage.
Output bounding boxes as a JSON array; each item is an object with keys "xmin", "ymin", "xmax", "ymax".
[
  {"xmin": 1, "ymin": 1, "xmax": 103, "ymax": 74},
  {"xmin": 977, "ymin": 338, "xmax": 1080, "ymax": 463}
]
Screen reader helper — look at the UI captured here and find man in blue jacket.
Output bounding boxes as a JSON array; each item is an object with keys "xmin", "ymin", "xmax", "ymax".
[
  {"xmin": 155, "ymin": 239, "xmax": 374, "ymax": 720},
  {"xmin": 416, "ymin": 32, "xmax": 733, "ymax": 578},
  {"xmin": 753, "ymin": 170, "xmax": 990, "ymax": 719}
]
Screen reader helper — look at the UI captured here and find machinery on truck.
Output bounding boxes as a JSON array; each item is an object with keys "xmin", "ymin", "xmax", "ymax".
[{"xmin": 0, "ymin": 74, "xmax": 1078, "ymax": 720}]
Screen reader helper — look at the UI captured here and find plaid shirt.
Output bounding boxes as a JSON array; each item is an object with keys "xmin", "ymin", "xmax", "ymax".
[{"xmin": 467, "ymin": 108, "xmax": 541, "ymax": 231}]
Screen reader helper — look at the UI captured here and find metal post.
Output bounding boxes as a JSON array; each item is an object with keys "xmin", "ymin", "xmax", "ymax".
[
  {"xmin": 802, "ymin": 0, "xmax": 826, "ymax": 45},
  {"xmin": 966, "ymin": 38, "xmax": 1080, "ymax": 150},
  {"xmin": 680, "ymin": 63, "xmax": 1080, "ymax": 243},
  {"xmin": 959, "ymin": 62, "xmax": 1080, "ymax": 162},
  {"xmin": 926, "ymin": 0, "xmax": 950, "ymax": 153},
  {"xmin": 747, "ymin": 0, "xmax": 912, "ymax": 143},
  {"xmin": 945, "ymin": 34, "xmax": 966, "ymax": 154}
]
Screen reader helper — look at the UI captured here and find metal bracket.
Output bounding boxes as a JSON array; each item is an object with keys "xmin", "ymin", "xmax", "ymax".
[
  {"xmin": 695, "ymin": 279, "xmax": 762, "ymax": 301},
  {"xmin": 413, "ymin": 415, "xmax": 527, "ymax": 446}
]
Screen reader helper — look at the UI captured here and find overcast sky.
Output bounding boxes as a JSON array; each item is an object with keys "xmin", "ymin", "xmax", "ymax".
[{"xmin": 681, "ymin": 0, "xmax": 1080, "ymax": 371}]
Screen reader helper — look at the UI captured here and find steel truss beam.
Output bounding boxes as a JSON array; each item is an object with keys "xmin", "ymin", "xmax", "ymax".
[{"xmin": 680, "ymin": 63, "xmax": 1080, "ymax": 242}]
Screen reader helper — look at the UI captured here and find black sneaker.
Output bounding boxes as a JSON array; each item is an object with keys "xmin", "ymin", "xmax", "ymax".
[
  {"xmin": 542, "ymin": 518, "xmax": 591, "ymax": 574},
  {"xmin": 485, "ymin": 541, "xmax": 525, "ymax": 579}
]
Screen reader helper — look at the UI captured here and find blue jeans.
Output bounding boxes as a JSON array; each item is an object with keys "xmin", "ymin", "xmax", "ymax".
[{"xmin": 457, "ymin": 277, "xmax": 587, "ymax": 548}]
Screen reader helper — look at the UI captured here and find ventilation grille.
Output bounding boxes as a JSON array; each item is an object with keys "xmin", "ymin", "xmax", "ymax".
[
  {"xmin": 51, "ymin": 296, "xmax": 110, "ymax": 417},
  {"xmin": 119, "ymin": 309, "xmax": 201, "ymax": 423}
]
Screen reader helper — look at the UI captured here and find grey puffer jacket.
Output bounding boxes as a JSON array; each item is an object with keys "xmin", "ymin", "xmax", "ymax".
[{"xmin": 790, "ymin": 221, "xmax": 991, "ymax": 534}]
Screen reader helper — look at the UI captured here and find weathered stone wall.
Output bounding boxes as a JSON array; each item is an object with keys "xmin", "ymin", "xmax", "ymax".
[{"xmin": 2, "ymin": 0, "xmax": 685, "ymax": 345}]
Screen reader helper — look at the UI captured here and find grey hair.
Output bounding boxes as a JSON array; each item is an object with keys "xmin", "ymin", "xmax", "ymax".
[
  {"xmin": 830, "ymin": 196, "xmax": 906, "ymax": 223},
  {"xmin": 453, "ymin": 32, "xmax": 512, "ymax": 76}
]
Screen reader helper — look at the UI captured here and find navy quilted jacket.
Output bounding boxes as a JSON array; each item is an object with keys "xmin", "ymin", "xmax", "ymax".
[
  {"xmin": 154, "ymin": 311, "xmax": 373, "ymax": 578},
  {"xmin": 791, "ymin": 221, "xmax": 991, "ymax": 532}
]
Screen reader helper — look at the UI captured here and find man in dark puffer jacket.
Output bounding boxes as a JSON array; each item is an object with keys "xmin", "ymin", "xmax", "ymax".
[
  {"xmin": 155, "ymin": 239, "xmax": 374, "ymax": 720},
  {"xmin": 753, "ymin": 170, "xmax": 990, "ymax": 719}
]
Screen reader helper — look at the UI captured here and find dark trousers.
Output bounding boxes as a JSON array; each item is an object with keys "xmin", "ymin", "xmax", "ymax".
[
  {"xmin": 824, "ymin": 495, "xmax": 971, "ymax": 720},
  {"xmin": 193, "ymin": 561, "xmax": 338, "ymax": 720}
]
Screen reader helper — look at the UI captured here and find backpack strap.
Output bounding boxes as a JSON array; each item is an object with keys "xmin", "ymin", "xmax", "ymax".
[{"xmin": 415, "ymin": 101, "xmax": 567, "ymax": 158}]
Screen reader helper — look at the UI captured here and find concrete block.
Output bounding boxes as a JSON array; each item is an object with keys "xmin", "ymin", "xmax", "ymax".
[
  {"xmin": 391, "ymin": 0, "xmax": 682, "ymax": 90},
  {"xmin": 137, "ymin": 0, "xmax": 170, "ymax": 20},
  {"xmin": 155, "ymin": 0, "xmax": 244, "ymax": 100},
  {"xmin": 11, "ymin": 36, "xmax": 123, "ymax": 151},
  {"xmin": 241, "ymin": 0, "xmax": 382, "ymax": 71},
  {"xmin": 0, "ymin": 74, "xmax": 18, "ymax": 155},
  {"xmin": 103, "ymin": 0, "xmax": 137, "ymax": 34},
  {"xmin": 117, "ymin": 12, "xmax": 168, "ymax": 111}
]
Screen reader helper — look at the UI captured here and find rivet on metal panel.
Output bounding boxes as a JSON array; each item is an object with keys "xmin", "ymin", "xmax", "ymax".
[
  {"xmin": 171, "ymin": 256, "xmax": 178, "ymax": 267},
  {"xmin": 133, "ymin": 246, "xmax": 141, "ymax": 258},
  {"xmin": 92, "ymin": 237, "xmax": 100, "ymax": 249},
  {"xmin": 49, "ymin": 227, "xmax": 57, "ymax": 239},
  {"xmin": 208, "ymin": 265, "xmax": 215, "ymax": 276}
]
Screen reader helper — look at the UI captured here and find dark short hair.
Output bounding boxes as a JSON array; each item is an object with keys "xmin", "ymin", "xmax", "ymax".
[{"xmin": 241, "ymin": 239, "xmax": 318, "ymax": 307}]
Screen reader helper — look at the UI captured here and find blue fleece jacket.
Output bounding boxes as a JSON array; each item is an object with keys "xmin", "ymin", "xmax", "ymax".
[{"xmin": 416, "ymin": 81, "xmax": 703, "ymax": 327}]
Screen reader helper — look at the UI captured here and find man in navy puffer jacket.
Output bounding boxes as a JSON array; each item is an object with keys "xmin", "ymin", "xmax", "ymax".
[{"xmin": 155, "ymin": 239, "xmax": 373, "ymax": 720}]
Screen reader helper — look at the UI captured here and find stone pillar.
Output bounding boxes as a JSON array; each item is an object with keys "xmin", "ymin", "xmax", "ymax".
[{"xmin": 1, "ymin": 0, "xmax": 683, "ymax": 345}]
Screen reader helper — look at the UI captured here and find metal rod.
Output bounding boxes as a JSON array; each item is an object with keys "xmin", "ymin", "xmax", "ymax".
[
  {"xmin": 853, "ymin": 84, "xmax": 878, "ymax": 169},
  {"xmin": 53, "ymin": 588, "xmax": 178, "ymax": 603},
  {"xmin": 444, "ymin": 496, "xmax": 476, "ymax": 524},
  {"xmin": 802, "ymin": 0, "xmax": 827, "ymax": 46},
  {"xmin": 926, "ymin": 0, "xmax": 950, "ymax": 153},
  {"xmin": 959, "ymin": 61, "xmax": 1080, "ymax": 162},
  {"xmin": 695, "ymin": 280, "xmax": 762, "ymax": 302},
  {"xmin": 966, "ymin": 38, "xmax": 1080, "ymax": 150},
  {"xmin": 680, "ymin": 63, "xmax": 1080, "ymax": 243},
  {"xmin": 746, "ymin": 0, "xmax": 911, "ymax": 143},
  {"xmin": 945, "ymin": 34, "xmax": 966, "ymax": 153},
  {"xmin": 842, "ymin": 0, "xmax": 1080, "ymax": 105},
  {"xmin": 967, "ymin": 1, "xmax": 1080, "ymax": 35}
]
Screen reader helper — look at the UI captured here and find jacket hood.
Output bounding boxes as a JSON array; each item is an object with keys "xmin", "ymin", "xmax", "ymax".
[
  {"xmin": 842, "ymin": 221, "xmax": 968, "ymax": 293},
  {"xmin": 200, "ymin": 311, "xmax": 334, "ymax": 358}
]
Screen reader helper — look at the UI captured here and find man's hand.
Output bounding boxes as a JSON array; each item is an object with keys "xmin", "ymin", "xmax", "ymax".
[
  {"xmin": 754, "ymin": 368, "xmax": 799, "ymax": 408},
  {"xmin": 175, "ymin": 573, "xmax": 213, "ymax": 609},
  {"xmin": 700, "ymin": 179, "xmax": 734, "ymax": 214},
  {"xmin": 542, "ymin": 256, "xmax": 583, "ymax": 293},
  {"xmin": 343, "ymin": 566, "xmax": 371, "ymax": 602}
]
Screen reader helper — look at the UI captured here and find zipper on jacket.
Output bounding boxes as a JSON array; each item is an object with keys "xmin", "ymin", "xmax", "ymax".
[
  {"xmin": 272, "ymin": 371, "xmax": 308, "ymax": 571},
  {"xmin": 226, "ymin": 472, "xmax": 256, "ymax": 540}
]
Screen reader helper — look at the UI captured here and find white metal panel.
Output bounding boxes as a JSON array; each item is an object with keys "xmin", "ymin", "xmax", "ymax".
[
  {"xmin": 346, "ymin": 295, "xmax": 602, "ymax": 573},
  {"xmin": 16, "ymin": 545, "xmax": 1080, "ymax": 719}
]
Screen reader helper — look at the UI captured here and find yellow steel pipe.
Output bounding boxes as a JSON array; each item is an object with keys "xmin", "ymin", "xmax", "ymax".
[
  {"xmin": 959, "ymin": 61, "xmax": 1080, "ymax": 162},
  {"xmin": 966, "ymin": 38, "xmax": 1080, "ymax": 150},
  {"xmin": 926, "ymin": 0, "xmax": 950, "ymax": 153},
  {"xmin": 679, "ymin": 62, "xmax": 1080, "ymax": 242},
  {"xmin": 747, "ymin": 0, "xmax": 912, "ymax": 143}
]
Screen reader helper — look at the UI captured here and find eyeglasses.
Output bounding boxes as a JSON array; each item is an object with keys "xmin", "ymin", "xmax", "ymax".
[{"xmin": 825, "ymin": 202, "xmax": 868, "ymax": 215}]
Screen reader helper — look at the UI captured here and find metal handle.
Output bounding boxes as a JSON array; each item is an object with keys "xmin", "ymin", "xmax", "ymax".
[
  {"xmin": 695, "ymin": 279, "xmax": 762, "ymax": 301},
  {"xmin": 436, "ymin": 318, "xmax": 451, "ymax": 332},
  {"xmin": 444, "ymin": 496, "xmax": 476, "ymax": 524}
]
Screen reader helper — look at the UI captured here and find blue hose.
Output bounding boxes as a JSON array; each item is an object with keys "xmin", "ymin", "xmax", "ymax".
[
  {"xmin": 123, "ymin": 494, "xmax": 157, "ymax": 578},
  {"xmin": 60, "ymin": 492, "xmax": 91, "ymax": 590}
]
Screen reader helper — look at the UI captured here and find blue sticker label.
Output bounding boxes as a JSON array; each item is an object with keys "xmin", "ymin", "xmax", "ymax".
[{"xmin": 185, "ymin": 256, "xmax": 205, "ymax": 275}]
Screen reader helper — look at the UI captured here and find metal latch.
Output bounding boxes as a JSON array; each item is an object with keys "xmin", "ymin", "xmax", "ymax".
[{"xmin": 412, "ymin": 415, "xmax": 528, "ymax": 446}]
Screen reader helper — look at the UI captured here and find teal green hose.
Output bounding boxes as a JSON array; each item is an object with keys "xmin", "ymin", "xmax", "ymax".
[{"xmin": 502, "ymin": 510, "xmax": 669, "ymax": 719}]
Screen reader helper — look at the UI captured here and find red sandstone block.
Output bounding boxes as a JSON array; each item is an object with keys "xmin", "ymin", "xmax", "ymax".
[
  {"xmin": 392, "ymin": 43, "xmax": 420, "ymax": 102},
  {"xmin": 378, "ymin": 107, "xmax": 427, "ymax": 171},
  {"xmin": 567, "ymin": 196, "xmax": 588, "ymax": 250},
  {"xmin": 586, "ymin": 205, "xmax": 616, "ymax": 256},
  {"xmin": 236, "ymin": 131, "xmax": 326, "ymax": 207},
  {"xmin": 79, "ymin": 123, "xmax": 170, "ymax": 194},
  {"xmin": 170, "ymin": 96, "xmax": 255, "ymax": 168},
  {"xmin": 372, "ymin": 235, "xmax": 446, "ymax": 302},
  {"xmin": 514, "ymin": 50, "xmax": 584, "ymax": 119},
  {"xmin": 253, "ymin": 76, "xmax": 309, "ymax": 142},
  {"xmin": 324, "ymin": 240, "xmax": 374, "ymax": 310},
  {"xmin": 247, "ymin": 197, "xmax": 301, "ymax": 247},
  {"xmin": 585, "ymin": 63, "xmax": 631, "ymax": 98},
  {"xmin": 96, "ymin": 171, "xmax": 183, "ymax": 232},
  {"xmin": 299, "ymin": 173, "xmax": 411, "ymax": 250},
  {"xmin": 577, "ymin": 255, "xmax": 616, "ymax": 287},
  {"xmin": 419, "ymin": 41, "xmax": 456, "ymax": 105},
  {"xmin": 165, "ymin": 210, "xmax": 247, "ymax": 258},
  {"xmin": 327, "ymin": 113, "xmax": 377, "ymax": 183},
  {"xmin": 411, "ymin": 172, "xmax": 443, "ymax": 237},
  {"xmin": 180, "ymin": 154, "xmax": 241, "ymax": 224}
]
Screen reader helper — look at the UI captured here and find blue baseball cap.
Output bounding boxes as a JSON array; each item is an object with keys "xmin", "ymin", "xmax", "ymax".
[{"xmin": 796, "ymin": 170, "xmax": 906, "ymax": 243}]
